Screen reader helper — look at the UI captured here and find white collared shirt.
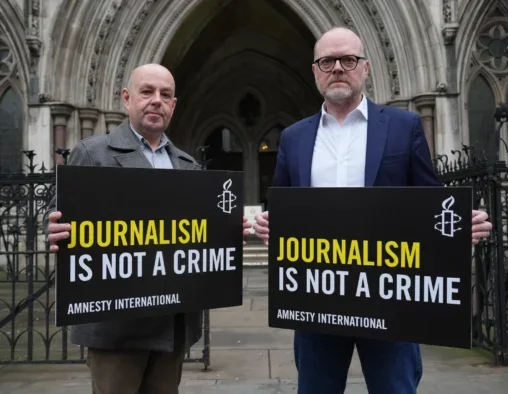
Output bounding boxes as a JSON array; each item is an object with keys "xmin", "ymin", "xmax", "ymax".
[
  {"xmin": 311, "ymin": 95, "xmax": 368, "ymax": 188},
  {"xmin": 130, "ymin": 124, "xmax": 174, "ymax": 169}
]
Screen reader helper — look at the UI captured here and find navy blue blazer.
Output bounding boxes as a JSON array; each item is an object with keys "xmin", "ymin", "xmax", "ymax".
[{"xmin": 272, "ymin": 98, "xmax": 442, "ymax": 188}]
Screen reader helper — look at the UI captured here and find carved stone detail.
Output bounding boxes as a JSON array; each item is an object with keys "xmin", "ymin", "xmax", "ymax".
[
  {"xmin": 443, "ymin": 0, "xmax": 452, "ymax": 24},
  {"xmin": 365, "ymin": 74, "xmax": 375, "ymax": 98},
  {"xmin": 50, "ymin": 103, "xmax": 74, "ymax": 126},
  {"xmin": 0, "ymin": 36, "xmax": 17, "ymax": 86},
  {"xmin": 28, "ymin": 0, "xmax": 40, "ymax": 37},
  {"xmin": 38, "ymin": 93, "xmax": 52, "ymax": 103},
  {"xmin": 329, "ymin": 0, "xmax": 376, "ymax": 98},
  {"xmin": 442, "ymin": 24, "xmax": 459, "ymax": 45},
  {"xmin": 414, "ymin": 93, "xmax": 436, "ymax": 111},
  {"xmin": 149, "ymin": 0, "xmax": 198, "ymax": 62},
  {"xmin": 473, "ymin": 22, "xmax": 508, "ymax": 74},
  {"xmin": 386, "ymin": 98, "xmax": 409, "ymax": 110},
  {"xmin": 105, "ymin": 111, "xmax": 126, "ymax": 131},
  {"xmin": 330, "ymin": 0, "xmax": 359, "ymax": 34},
  {"xmin": 330, "ymin": 0, "xmax": 399, "ymax": 98},
  {"xmin": 360, "ymin": 0, "xmax": 400, "ymax": 98},
  {"xmin": 436, "ymin": 82, "xmax": 448, "ymax": 93},
  {"xmin": 26, "ymin": 37, "xmax": 42, "ymax": 57},
  {"xmin": 79, "ymin": 108, "xmax": 100, "ymax": 138},
  {"xmin": 87, "ymin": 1, "xmax": 122, "ymax": 105},
  {"xmin": 113, "ymin": 0, "xmax": 159, "ymax": 107}
]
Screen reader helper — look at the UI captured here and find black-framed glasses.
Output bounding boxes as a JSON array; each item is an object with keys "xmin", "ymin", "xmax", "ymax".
[{"xmin": 314, "ymin": 55, "xmax": 365, "ymax": 72}]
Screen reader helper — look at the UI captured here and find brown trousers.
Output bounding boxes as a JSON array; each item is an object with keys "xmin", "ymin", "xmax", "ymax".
[
  {"xmin": 86, "ymin": 319, "xmax": 187, "ymax": 394},
  {"xmin": 86, "ymin": 345, "xmax": 186, "ymax": 394}
]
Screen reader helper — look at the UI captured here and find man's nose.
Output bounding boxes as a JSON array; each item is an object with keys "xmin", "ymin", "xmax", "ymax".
[
  {"xmin": 332, "ymin": 60, "xmax": 345, "ymax": 73},
  {"xmin": 151, "ymin": 91, "xmax": 162, "ymax": 103}
]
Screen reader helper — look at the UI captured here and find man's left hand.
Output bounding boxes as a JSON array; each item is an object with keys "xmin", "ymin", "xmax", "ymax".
[
  {"xmin": 472, "ymin": 210, "xmax": 492, "ymax": 245},
  {"xmin": 243, "ymin": 216, "xmax": 252, "ymax": 246}
]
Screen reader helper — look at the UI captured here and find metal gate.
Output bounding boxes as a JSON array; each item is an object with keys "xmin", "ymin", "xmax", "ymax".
[
  {"xmin": 0, "ymin": 150, "xmax": 210, "ymax": 368},
  {"xmin": 2, "ymin": 126, "xmax": 508, "ymax": 366},
  {"xmin": 434, "ymin": 107, "xmax": 508, "ymax": 365}
]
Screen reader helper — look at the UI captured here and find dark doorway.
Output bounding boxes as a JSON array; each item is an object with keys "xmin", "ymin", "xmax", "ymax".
[
  {"xmin": 258, "ymin": 126, "xmax": 282, "ymax": 207},
  {"xmin": 204, "ymin": 127, "xmax": 243, "ymax": 172}
]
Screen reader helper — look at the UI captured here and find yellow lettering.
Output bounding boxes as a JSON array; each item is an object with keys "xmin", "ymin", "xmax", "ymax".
[
  {"xmin": 159, "ymin": 220, "xmax": 169, "ymax": 244},
  {"xmin": 317, "ymin": 239, "xmax": 330, "ymax": 263},
  {"xmin": 287, "ymin": 237, "xmax": 299, "ymax": 262},
  {"xmin": 277, "ymin": 237, "xmax": 285, "ymax": 261},
  {"xmin": 97, "ymin": 221, "xmax": 111, "ymax": 247},
  {"xmin": 192, "ymin": 219, "xmax": 206, "ymax": 243},
  {"xmin": 302, "ymin": 238, "xmax": 314, "ymax": 263},
  {"xmin": 377, "ymin": 241, "xmax": 383, "ymax": 266},
  {"xmin": 332, "ymin": 239, "xmax": 346, "ymax": 264},
  {"xmin": 401, "ymin": 242, "xmax": 420, "ymax": 268},
  {"xmin": 384, "ymin": 241, "xmax": 399, "ymax": 267},
  {"xmin": 80, "ymin": 221, "xmax": 94, "ymax": 248},
  {"xmin": 68, "ymin": 221, "xmax": 76, "ymax": 248},
  {"xmin": 130, "ymin": 221, "xmax": 143, "ymax": 246},
  {"xmin": 172, "ymin": 220, "xmax": 177, "ymax": 244},
  {"xmin": 145, "ymin": 220, "xmax": 157, "ymax": 245},
  {"xmin": 363, "ymin": 241, "xmax": 375, "ymax": 266},
  {"xmin": 178, "ymin": 219, "xmax": 190, "ymax": 243},
  {"xmin": 114, "ymin": 221, "xmax": 128, "ymax": 246},
  {"xmin": 348, "ymin": 240, "xmax": 361, "ymax": 265}
]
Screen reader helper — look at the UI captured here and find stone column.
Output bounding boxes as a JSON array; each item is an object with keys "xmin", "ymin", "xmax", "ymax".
[
  {"xmin": 243, "ymin": 142, "xmax": 259, "ymax": 204},
  {"xmin": 386, "ymin": 99, "xmax": 410, "ymax": 111},
  {"xmin": 414, "ymin": 94, "xmax": 437, "ymax": 158},
  {"xmin": 78, "ymin": 108, "xmax": 100, "ymax": 139},
  {"xmin": 50, "ymin": 103, "xmax": 74, "ymax": 165},
  {"xmin": 104, "ymin": 111, "xmax": 126, "ymax": 132}
]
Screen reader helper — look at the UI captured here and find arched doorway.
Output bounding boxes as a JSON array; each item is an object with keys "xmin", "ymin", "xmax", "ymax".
[
  {"xmin": 0, "ymin": 87, "xmax": 23, "ymax": 172},
  {"xmin": 162, "ymin": 0, "xmax": 322, "ymax": 203},
  {"xmin": 258, "ymin": 126, "xmax": 282, "ymax": 207},
  {"xmin": 203, "ymin": 127, "xmax": 243, "ymax": 172}
]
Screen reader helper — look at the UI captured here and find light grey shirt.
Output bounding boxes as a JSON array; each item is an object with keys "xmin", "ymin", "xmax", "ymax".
[{"xmin": 130, "ymin": 124, "xmax": 174, "ymax": 169}]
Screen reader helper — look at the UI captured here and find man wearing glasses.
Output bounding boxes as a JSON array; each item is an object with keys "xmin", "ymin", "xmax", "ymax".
[{"xmin": 253, "ymin": 27, "xmax": 492, "ymax": 394}]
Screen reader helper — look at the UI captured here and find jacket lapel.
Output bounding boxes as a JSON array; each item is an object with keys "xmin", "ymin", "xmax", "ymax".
[
  {"xmin": 108, "ymin": 121, "xmax": 199, "ymax": 170},
  {"xmin": 364, "ymin": 100, "xmax": 389, "ymax": 187},
  {"xmin": 166, "ymin": 143, "xmax": 201, "ymax": 171},
  {"xmin": 108, "ymin": 121, "xmax": 152, "ymax": 168},
  {"xmin": 299, "ymin": 113, "xmax": 321, "ymax": 187}
]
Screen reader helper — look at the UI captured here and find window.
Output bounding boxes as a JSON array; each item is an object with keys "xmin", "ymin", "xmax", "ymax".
[{"xmin": 0, "ymin": 88, "xmax": 23, "ymax": 171}]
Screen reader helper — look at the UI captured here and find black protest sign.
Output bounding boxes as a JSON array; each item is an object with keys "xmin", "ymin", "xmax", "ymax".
[
  {"xmin": 268, "ymin": 187, "xmax": 473, "ymax": 349},
  {"xmin": 55, "ymin": 165, "xmax": 243, "ymax": 326}
]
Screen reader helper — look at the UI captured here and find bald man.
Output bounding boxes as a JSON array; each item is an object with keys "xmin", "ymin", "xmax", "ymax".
[
  {"xmin": 253, "ymin": 27, "xmax": 492, "ymax": 394},
  {"xmin": 44, "ymin": 64, "xmax": 252, "ymax": 394}
]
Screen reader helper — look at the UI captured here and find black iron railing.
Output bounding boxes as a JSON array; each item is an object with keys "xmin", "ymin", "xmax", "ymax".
[
  {"xmin": 0, "ymin": 150, "xmax": 210, "ymax": 369},
  {"xmin": 434, "ymin": 106, "xmax": 508, "ymax": 366}
]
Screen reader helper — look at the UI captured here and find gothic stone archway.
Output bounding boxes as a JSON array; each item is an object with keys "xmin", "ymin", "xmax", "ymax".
[{"xmin": 162, "ymin": 0, "xmax": 322, "ymax": 204}]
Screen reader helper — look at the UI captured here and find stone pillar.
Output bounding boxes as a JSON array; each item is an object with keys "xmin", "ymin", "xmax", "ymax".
[
  {"xmin": 50, "ymin": 103, "xmax": 74, "ymax": 165},
  {"xmin": 104, "ymin": 111, "xmax": 127, "ymax": 132},
  {"xmin": 386, "ymin": 98, "xmax": 410, "ymax": 110},
  {"xmin": 78, "ymin": 108, "xmax": 100, "ymax": 139},
  {"xmin": 243, "ymin": 142, "xmax": 259, "ymax": 204},
  {"xmin": 414, "ymin": 94, "xmax": 437, "ymax": 158}
]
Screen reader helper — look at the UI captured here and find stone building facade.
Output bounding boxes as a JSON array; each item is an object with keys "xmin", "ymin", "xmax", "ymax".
[{"xmin": 0, "ymin": 0, "xmax": 507, "ymax": 206}]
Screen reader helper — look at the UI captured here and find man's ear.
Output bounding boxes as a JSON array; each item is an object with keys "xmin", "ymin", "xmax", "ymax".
[{"xmin": 121, "ymin": 88, "xmax": 130, "ymax": 109}]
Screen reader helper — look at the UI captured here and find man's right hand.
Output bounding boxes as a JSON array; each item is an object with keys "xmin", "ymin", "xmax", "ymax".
[
  {"xmin": 253, "ymin": 211, "xmax": 269, "ymax": 246},
  {"xmin": 47, "ymin": 211, "xmax": 71, "ymax": 253}
]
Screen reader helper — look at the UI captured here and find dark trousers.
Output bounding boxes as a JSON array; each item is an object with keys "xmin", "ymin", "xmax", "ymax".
[
  {"xmin": 294, "ymin": 331, "xmax": 423, "ymax": 394},
  {"xmin": 86, "ymin": 317, "xmax": 186, "ymax": 394}
]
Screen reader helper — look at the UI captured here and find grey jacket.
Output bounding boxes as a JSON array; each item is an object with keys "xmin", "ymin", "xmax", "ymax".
[{"xmin": 43, "ymin": 121, "xmax": 203, "ymax": 353}]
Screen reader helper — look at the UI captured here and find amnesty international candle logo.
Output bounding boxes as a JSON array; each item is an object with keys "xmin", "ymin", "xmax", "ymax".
[
  {"xmin": 218, "ymin": 179, "xmax": 237, "ymax": 214},
  {"xmin": 434, "ymin": 195, "xmax": 462, "ymax": 237},
  {"xmin": 267, "ymin": 186, "xmax": 473, "ymax": 349},
  {"xmin": 55, "ymin": 165, "xmax": 244, "ymax": 326}
]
